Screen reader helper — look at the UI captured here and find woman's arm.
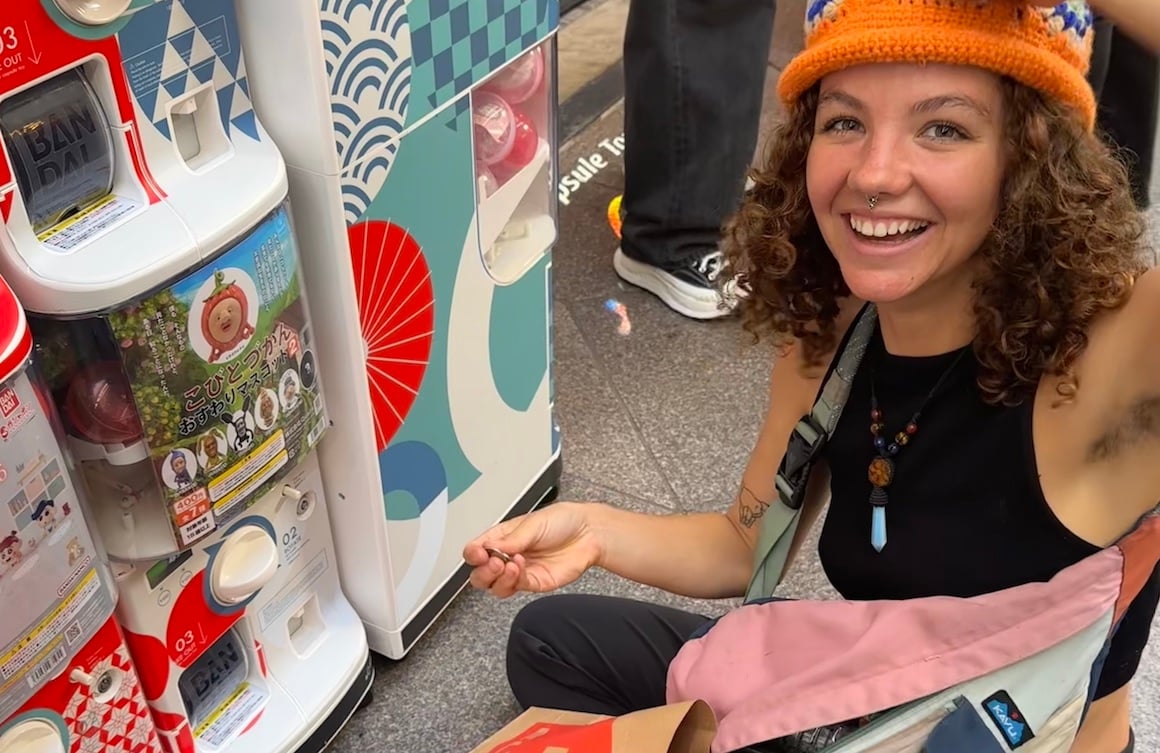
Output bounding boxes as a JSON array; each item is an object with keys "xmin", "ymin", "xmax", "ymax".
[
  {"xmin": 581, "ymin": 504, "xmax": 758, "ymax": 600},
  {"xmin": 1096, "ymin": 0, "xmax": 1160, "ymax": 52},
  {"xmin": 1032, "ymin": 0, "xmax": 1160, "ymax": 54},
  {"xmin": 585, "ymin": 329, "xmax": 844, "ymax": 600}
]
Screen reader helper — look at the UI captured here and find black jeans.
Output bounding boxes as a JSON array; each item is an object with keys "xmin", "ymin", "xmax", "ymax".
[
  {"xmin": 506, "ymin": 594, "xmax": 787, "ymax": 752},
  {"xmin": 620, "ymin": 0, "xmax": 776, "ymax": 268},
  {"xmin": 1089, "ymin": 16, "xmax": 1114, "ymax": 101},
  {"xmin": 506, "ymin": 593, "xmax": 709, "ymax": 715},
  {"xmin": 1091, "ymin": 19, "xmax": 1159, "ymax": 209}
]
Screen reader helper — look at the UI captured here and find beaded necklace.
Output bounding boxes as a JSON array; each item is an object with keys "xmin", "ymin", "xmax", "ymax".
[{"xmin": 866, "ymin": 347, "xmax": 967, "ymax": 552}]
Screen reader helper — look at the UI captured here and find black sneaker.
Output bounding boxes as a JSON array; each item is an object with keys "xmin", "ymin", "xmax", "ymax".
[{"xmin": 613, "ymin": 247, "xmax": 743, "ymax": 320}]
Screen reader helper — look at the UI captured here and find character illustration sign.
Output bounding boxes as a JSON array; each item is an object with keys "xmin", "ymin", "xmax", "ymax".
[
  {"xmin": 197, "ymin": 270, "xmax": 258, "ymax": 363},
  {"xmin": 105, "ymin": 203, "xmax": 329, "ymax": 547}
]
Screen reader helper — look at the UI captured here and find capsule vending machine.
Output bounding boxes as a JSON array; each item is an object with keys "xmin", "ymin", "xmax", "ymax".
[
  {"xmin": 235, "ymin": 0, "xmax": 564, "ymax": 659},
  {"xmin": 0, "ymin": 2, "xmax": 372, "ymax": 752},
  {"xmin": 0, "ymin": 271, "xmax": 163, "ymax": 753}
]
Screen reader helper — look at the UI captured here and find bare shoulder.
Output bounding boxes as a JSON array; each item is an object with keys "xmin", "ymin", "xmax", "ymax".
[
  {"xmin": 1121, "ymin": 265, "xmax": 1160, "ymax": 343},
  {"xmin": 1040, "ymin": 268, "xmax": 1160, "ymax": 544},
  {"xmin": 1082, "ymin": 266, "xmax": 1160, "ymax": 401}
]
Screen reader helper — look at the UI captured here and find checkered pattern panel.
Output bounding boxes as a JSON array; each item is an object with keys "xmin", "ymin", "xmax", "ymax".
[
  {"xmin": 61, "ymin": 644, "xmax": 163, "ymax": 753},
  {"xmin": 407, "ymin": 0, "xmax": 556, "ymax": 123},
  {"xmin": 117, "ymin": 0, "xmax": 259, "ymax": 143}
]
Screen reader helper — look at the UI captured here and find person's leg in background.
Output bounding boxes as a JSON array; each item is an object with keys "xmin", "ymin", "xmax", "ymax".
[
  {"xmin": 1092, "ymin": 22, "xmax": 1160, "ymax": 209},
  {"xmin": 1090, "ymin": 16, "xmax": 1114, "ymax": 101},
  {"xmin": 613, "ymin": 0, "xmax": 776, "ymax": 320}
]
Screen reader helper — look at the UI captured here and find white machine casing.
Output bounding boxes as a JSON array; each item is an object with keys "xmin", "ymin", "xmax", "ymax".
[
  {"xmin": 0, "ymin": 0, "xmax": 285, "ymax": 316},
  {"xmin": 4, "ymin": 618, "xmax": 166, "ymax": 753},
  {"xmin": 0, "ymin": 2, "xmax": 372, "ymax": 752},
  {"xmin": 110, "ymin": 452, "xmax": 370, "ymax": 753},
  {"xmin": 235, "ymin": 0, "xmax": 563, "ymax": 660}
]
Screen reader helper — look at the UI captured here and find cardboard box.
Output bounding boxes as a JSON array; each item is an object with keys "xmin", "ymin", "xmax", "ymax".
[{"xmin": 468, "ymin": 701, "xmax": 717, "ymax": 753}]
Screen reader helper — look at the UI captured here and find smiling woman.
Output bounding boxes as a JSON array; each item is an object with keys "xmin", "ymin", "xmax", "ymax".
[
  {"xmin": 806, "ymin": 66, "xmax": 1008, "ymax": 318},
  {"xmin": 717, "ymin": 2, "xmax": 1157, "ymax": 749},
  {"xmin": 734, "ymin": 65, "xmax": 1145, "ymax": 404},
  {"xmin": 463, "ymin": 3, "xmax": 1160, "ymax": 753}
]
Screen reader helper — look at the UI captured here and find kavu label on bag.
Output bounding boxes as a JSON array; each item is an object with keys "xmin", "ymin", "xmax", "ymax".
[{"xmin": 982, "ymin": 691, "xmax": 1035, "ymax": 749}]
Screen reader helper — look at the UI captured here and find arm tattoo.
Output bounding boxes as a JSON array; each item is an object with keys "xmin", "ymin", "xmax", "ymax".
[{"xmin": 738, "ymin": 485, "xmax": 773, "ymax": 528}]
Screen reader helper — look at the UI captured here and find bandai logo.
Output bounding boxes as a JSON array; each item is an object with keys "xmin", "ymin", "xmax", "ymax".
[
  {"xmin": 982, "ymin": 691, "xmax": 1035, "ymax": 749},
  {"xmin": 0, "ymin": 387, "xmax": 19, "ymax": 417}
]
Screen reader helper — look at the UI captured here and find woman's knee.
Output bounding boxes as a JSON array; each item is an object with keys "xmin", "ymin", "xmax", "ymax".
[
  {"xmin": 505, "ymin": 594, "xmax": 595, "ymax": 705},
  {"xmin": 507, "ymin": 594, "xmax": 593, "ymax": 661}
]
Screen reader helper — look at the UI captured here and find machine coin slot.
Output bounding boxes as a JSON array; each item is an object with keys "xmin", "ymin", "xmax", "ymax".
[
  {"xmin": 166, "ymin": 84, "xmax": 232, "ymax": 172},
  {"xmin": 280, "ymin": 485, "xmax": 315, "ymax": 520},
  {"xmin": 146, "ymin": 549, "xmax": 196, "ymax": 589},
  {"xmin": 145, "ymin": 549, "xmax": 194, "ymax": 591},
  {"xmin": 69, "ymin": 665, "xmax": 124, "ymax": 703}
]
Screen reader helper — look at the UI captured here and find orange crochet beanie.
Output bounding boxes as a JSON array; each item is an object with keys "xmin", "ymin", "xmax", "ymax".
[{"xmin": 778, "ymin": 0, "xmax": 1098, "ymax": 130}]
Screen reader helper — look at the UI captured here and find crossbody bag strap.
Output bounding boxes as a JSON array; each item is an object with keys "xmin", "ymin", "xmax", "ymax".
[{"xmin": 744, "ymin": 304, "xmax": 878, "ymax": 602}]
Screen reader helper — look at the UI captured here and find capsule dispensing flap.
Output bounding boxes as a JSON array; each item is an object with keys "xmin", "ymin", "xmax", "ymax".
[{"xmin": 0, "ymin": 272, "xmax": 31, "ymax": 385}]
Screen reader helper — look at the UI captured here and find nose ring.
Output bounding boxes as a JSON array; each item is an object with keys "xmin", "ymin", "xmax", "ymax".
[{"xmin": 867, "ymin": 194, "xmax": 879, "ymax": 210}]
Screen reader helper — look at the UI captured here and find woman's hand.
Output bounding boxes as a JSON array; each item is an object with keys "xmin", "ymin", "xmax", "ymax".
[{"xmin": 464, "ymin": 502, "xmax": 604, "ymax": 598}]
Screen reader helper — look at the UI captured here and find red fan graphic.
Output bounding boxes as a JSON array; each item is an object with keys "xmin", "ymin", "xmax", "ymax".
[{"xmin": 348, "ymin": 220, "xmax": 435, "ymax": 452}]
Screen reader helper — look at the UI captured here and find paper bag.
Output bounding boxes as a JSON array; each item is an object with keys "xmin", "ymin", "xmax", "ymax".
[{"xmin": 468, "ymin": 700, "xmax": 717, "ymax": 753}]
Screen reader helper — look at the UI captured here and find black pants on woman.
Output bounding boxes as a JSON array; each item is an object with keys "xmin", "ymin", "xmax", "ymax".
[
  {"xmin": 506, "ymin": 594, "xmax": 788, "ymax": 752},
  {"xmin": 506, "ymin": 593, "xmax": 710, "ymax": 717}
]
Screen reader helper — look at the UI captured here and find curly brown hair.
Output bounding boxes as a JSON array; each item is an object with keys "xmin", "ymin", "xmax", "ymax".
[{"xmin": 725, "ymin": 78, "xmax": 1149, "ymax": 406}]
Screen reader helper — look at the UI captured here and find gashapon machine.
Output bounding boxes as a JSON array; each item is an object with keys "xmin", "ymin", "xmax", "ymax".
[
  {"xmin": 0, "ymin": 1, "xmax": 373, "ymax": 752},
  {"xmin": 234, "ymin": 0, "xmax": 564, "ymax": 658},
  {"xmin": 0, "ymin": 272, "xmax": 163, "ymax": 753}
]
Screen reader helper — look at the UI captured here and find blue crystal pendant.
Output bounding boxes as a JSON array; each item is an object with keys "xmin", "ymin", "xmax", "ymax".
[
  {"xmin": 870, "ymin": 505, "xmax": 887, "ymax": 552},
  {"xmin": 867, "ymin": 456, "xmax": 893, "ymax": 553}
]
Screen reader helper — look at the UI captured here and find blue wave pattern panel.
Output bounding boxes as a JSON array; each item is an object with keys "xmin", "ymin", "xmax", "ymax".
[
  {"xmin": 407, "ymin": 0, "xmax": 556, "ymax": 127},
  {"xmin": 362, "ymin": 103, "xmax": 482, "ymax": 502},
  {"xmin": 321, "ymin": 0, "xmax": 413, "ymax": 225},
  {"xmin": 117, "ymin": 0, "xmax": 259, "ymax": 142}
]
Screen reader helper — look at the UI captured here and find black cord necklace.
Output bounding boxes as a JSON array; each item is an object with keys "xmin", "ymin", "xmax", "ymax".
[{"xmin": 867, "ymin": 347, "xmax": 967, "ymax": 552}]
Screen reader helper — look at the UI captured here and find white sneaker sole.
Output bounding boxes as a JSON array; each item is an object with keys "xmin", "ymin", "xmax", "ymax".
[{"xmin": 613, "ymin": 247, "xmax": 734, "ymax": 320}]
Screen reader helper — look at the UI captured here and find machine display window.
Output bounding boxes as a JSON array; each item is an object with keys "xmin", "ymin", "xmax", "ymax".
[
  {"xmin": 29, "ymin": 201, "xmax": 328, "ymax": 563},
  {"xmin": 471, "ymin": 39, "xmax": 560, "ymax": 284}
]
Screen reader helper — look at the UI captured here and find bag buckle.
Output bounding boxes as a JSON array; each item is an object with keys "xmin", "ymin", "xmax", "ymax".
[{"xmin": 774, "ymin": 412, "xmax": 828, "ymax": 510}]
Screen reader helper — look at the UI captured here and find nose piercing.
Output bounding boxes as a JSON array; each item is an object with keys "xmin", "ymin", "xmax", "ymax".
[{"xmin": 867, "ymin": 194, "xmax": 879, "ymax": 210}]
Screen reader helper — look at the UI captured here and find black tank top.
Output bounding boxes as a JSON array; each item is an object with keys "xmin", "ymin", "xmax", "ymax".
[{"xmin": 816, "ymin": 314, "xmax": 1160, "ymax": 699}]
